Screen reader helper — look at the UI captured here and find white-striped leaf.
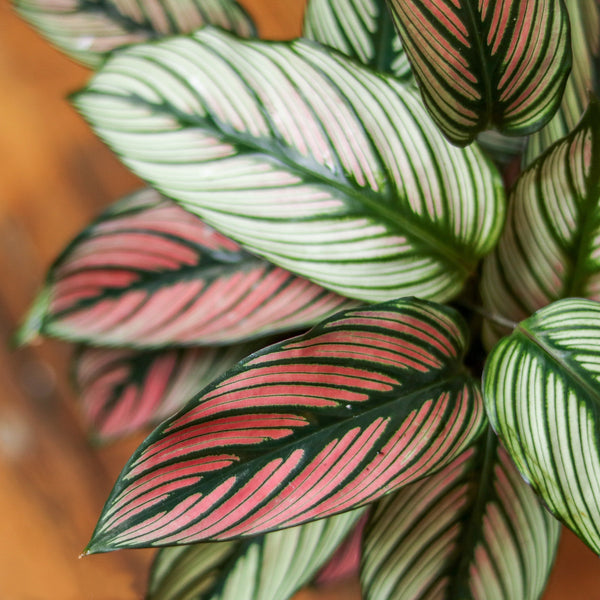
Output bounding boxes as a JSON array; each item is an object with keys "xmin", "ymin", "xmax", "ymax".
[
  {"xmin": 303, "ymin": 0, "xmax": 413, "ymax": 81},
  {"xmin": 85, "ymin": 298, "xmax": 485, "ymax": 552},
  {"xmin": 361, "ymin": 430, "xmax": 560, "ymax": 600},
  {"xmin": 524, "ymin": 0, "xmax": 600, "ymax": 165},
  {"xmin": 13, "ymin": 0, "xmax": 255, "ymax": 67},
  {"xmin": 481, "ymin": 99, "xmax": 600, "ymax": 349},
  {"xmin": 72, "ymin": 28, "xmax": 505, "ymax": 304},
  {"xmin": 75, "ymin": 344, "xmax": 252, "ymax": 441},
  {"xmin": 483, "ymin": 298, "xmax": 600, "ymax": 554},
  {"xmin": 17, "ymin": 188, "xmax": 356, "ymax": 348},
  {"xmin": 386, "ymin": 0, "xmax": 572, "ymax": 145},
  {"xmin": 147, "ymin": 508, "xmax": 364, "ymax": 600}
]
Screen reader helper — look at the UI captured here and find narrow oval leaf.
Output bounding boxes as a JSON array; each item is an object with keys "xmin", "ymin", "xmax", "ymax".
[
  {"xmin": 72, "ymin": 28, "xmax": 505, "ymax": 304},
  {"xmin": 148, "ymin": 509, "xmax": 364, "ymax": 600},
  {"xmin": 484, "ymin": 298, "xmax": 600, "ymax": 554},
  {"xmin": 75, "ymin": 344, "xmax": 251, "ymax": 441},
  {"xmin": 361, "ymin": 430, "xmax": 560, "ymax": 600},
  {"xmin": 524, "ymin": 0, "xmax": 600, "ymax": 165},
  {"xmin": 386, "ymin": 0, "xmax": 572, "ymax": 145},
  {"xmin": 85, "ymin": 298, "xmax": 485, "ymax": 552},
  {"xmin": 14, "ymin": 0, "xmax": 255, "ymax": 67},
  {"xmin": 17, "ymin": 188, "xmax": 356, "ymax": 348},
  {"xmin": 481, "ymin": 99, "xmax": 600, "ymax": 348},
  {"xmin": 303, "ymin": 0, "xmax": 413, "ymax": 81}
]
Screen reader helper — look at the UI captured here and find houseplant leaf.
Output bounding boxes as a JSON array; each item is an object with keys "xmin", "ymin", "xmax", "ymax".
[
  {"xmin": 72, "ymin": 28, "xmax": 505, "ymax": 304},
  {"xmin": 483, "ymin": 297, "xmax": 600, "ymax": 554},
  {"xmin": 303, "ymin": 0, "xmax": 412, "ymax": 81},
  {"xmin": 13, "ymin": 0, "xmax": 255, "ymax": 67},
  {"xmin": 523, "ymin": 0, "xmax": 600, "ymax": 165},
  {"xmin": 75, "ymin": 344, "xmax": 252, "ymax": 441},
  {"xmin": 481, "ymin": 98, "xmax": 600, "ymax": 348},
  {"xmin": 17, "ymin": 188, "xmax": 355, "ymax": 348},
  {"xmin": 361, "ymin": 430, "xmax": 560, "ymax": 600},
  {"xmin": 85, "ymin": 298, "xmax": 485, "ymax": 552},
  {"xmin": 386, "ymin": 0, "xmax": 572, "ymax": 145},
  {"xmin": 147, "ymin": 508, "xmax": 364, "ymax": 600}
]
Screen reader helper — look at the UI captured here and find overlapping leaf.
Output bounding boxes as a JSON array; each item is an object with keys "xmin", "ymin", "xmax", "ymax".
[
  {"xmin": 361, "ymin": 430, "xmax": 560, "ymax": 599},
  {"xmin": 72, "ymin": 28, "xmax": 505, "ymax": 304},
  {"xmin": 17, "ymin": 188, "xmax": 356, "ymax": 348},
  {"xmin": 524, "ymin": 0, "xmax": 600, "ymax": 165},
  {"xmin": 303, "ymin": 0, "xmax": 412, "ymax": 81},
  {"xmin": 85, "ymin": 298, "xmax": 485, "ymax": 552},
  {"xmin": 75, "ymin": 344, "xmax": 251, "ymax": 441},
  {"xmin": 481, "ymin": 99, "xmax": 600, "ymax": 348},
  {"xmin": 147, "ymin": 508, "xmax": 364, "ymax": 600},
  {"xmin": 13, "ymin": 0, "xmax": 255, "ymax": 67},
  {"xmin": 386, "ymin": 0, "xmax": 572, "ymax": 145},
  {"xmin": 484, "ymin": 298, "xmax": 600, "ymax": 554}
]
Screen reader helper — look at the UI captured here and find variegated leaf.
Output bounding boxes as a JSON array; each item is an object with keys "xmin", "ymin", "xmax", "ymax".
[
  {"xmin": 17, "ymin": 188, "xmax": 356, "ymax": 348},
  {"xmin": 75, "ymin": 344, "xmax": 251, "ymax": 441},
  {"xmin": 361, "ymin": 431, "xmax": 560, "ymax": 599},
  {"xmin": 481, "ymin": 99, "xmax": 600, "ymax": 349},
  {"xmin": 72, "ymin": 28, "xmax": 505, "ymax": 304},
  {"xmin": 14, "ymin": 0, "xmax": 255, "ymax": 67},
  {"xmin": 303, "ymin": 0, "xmax": 413, "ymax": 81},
  {"xmin": 85, "ymin": 298, "xmax": 485, "ymax": 552},
  {"xmin": 147, "ymin": 509, "xmax": 364, "ymax": 600},
  {"xmin": 386, "ymin": 0, "xmax": 572, "ymax": 145},
  {"xmin": 484, "ymin": 298, "xmax": 600, "ymax": 554},
  {"xmin": 524, "ymin": 0, "xmax": 600, "ymax": 165}
]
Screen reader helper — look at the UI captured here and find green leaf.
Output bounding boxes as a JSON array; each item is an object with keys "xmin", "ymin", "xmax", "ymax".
[
  {"xmin": 361, "ymin": 429, "xmax": 560, "ymax": 600},
  {"xmin": 483, "ymin": 297, "xmax": 600, "ymax": 554},
  {"xmin": 13, "ymin": 0, "xmax": 256, "ymax": 67},
  {"xmin": 85, "ymin": 298, "xmax": 485, "ymax": 552},
  {"xmin": 147, "ymin": 509, "xmax": 364, "ymax": 600},
  {"xmin": 303, "ymin": 0, "xmax": 413, "ymax": 81},
  {"xmin": 481, "ymin": 98, "xmax": 600, "ymax": 349},
  {"xmin": 523, "ymin": 0, "xmax": 600, "ymax": 165},
  {"xmin": 386, "ymin": 0, "xmax": 572, "ymax": 145},
  {"xmin": 72, "ymin": 28, "xmax": 505, "ymax": 304}
]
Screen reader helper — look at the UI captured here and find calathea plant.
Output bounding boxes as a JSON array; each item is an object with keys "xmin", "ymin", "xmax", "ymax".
[{"xmin": 14, "ymin": 0, "xmax": 600, "ymax": 597}]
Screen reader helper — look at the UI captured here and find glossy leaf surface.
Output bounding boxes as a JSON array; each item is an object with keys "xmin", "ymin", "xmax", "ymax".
[
  {"xmin": 361, "ymin": 430, "xmax": 560, "ymax": 599},
  {"xmin": 75, "ymin": 344, "xmax": 251, "ymax": 441},
  {"xmin": 14, "ymin": 0, "xmax": 255, "ymax": 67},
  {"xmin": 304, "ymin": 0, "xmax": 412, "ymax": 81},
  {"xmin": 524, "ymin": 0, "xmax": 600, "ymax": 165},
  {"xmin": 484, "ymin": 298, "xmax": 600, "ymax": 554},
  {"xmin": 18, "ymin": 189, "xmax": 355, "ymax": 348},
  {"xmin": 86, "ymin": 298, "xmax": 485, "ymax": 552},
  {"xmin": 386, "ymin": 0, "xmax": 572, "ymax": 145},
  {"xmin": 73, "ymin": 28, "xmax": 505, "ymax": 304},
  {"xmin": 481, "ymin": 100, "xmax": 600, "ymax": 348},
  {"xmin": 148, "ymin": 509, "xmax": 364, "ymax": 600}
]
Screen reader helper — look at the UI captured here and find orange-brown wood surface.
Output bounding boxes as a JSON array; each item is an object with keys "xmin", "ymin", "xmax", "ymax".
[{"xmin": 0, "ymin": 1, "xmax": 598, "ymax": 597}]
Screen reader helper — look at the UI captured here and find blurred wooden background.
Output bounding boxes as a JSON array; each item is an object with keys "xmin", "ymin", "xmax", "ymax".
[{"xmin": 0, "ymin": 0, "xmax": 598, "ymax": 597}]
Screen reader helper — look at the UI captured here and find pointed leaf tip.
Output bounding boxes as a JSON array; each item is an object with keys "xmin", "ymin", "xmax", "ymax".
[{"xmin": 14, "ymin": 288, "xmax": 51, "ymax": 347}]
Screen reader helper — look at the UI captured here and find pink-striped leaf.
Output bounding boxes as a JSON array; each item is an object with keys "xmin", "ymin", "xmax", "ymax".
[
  {"xmin": 75, "ymin": 344, "xmax": 252, "ymax": 441},
  {"xmin": 17, "ymin": 188, "xmax": 356, "ymax": 348},
  {"xmin": 14, "ymin": 0, "xmax": 255, "ymax": 67},
  {"xmin": 361, "ymin": 430, "xmax": 560, "ymax": 599},
  {"xmin": 386, "ymin": 0, "xmax": 572, "ymax": 145},
  {"xmin": 85, "ymin": 298, "xmax": 485, "ymax": 553},
  {"xmin": 147, "ymin": 508, "xmax": 364, "ymax": 600}
]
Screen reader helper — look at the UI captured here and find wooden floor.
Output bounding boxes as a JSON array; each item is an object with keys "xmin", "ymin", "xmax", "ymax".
[{"xmin": 0, "ymin": 1, "xmax": 598, "ymax": 597}]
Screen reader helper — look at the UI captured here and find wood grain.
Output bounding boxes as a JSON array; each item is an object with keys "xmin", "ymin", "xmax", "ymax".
[{"xmin": 0, "ymin": 1, "xmax": 597, "ymax": 598}]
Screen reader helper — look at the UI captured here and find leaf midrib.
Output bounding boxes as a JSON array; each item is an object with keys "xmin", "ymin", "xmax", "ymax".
[{"xmin": 76, "ymin": 87, "xmax": 475, "ymax": 276}]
